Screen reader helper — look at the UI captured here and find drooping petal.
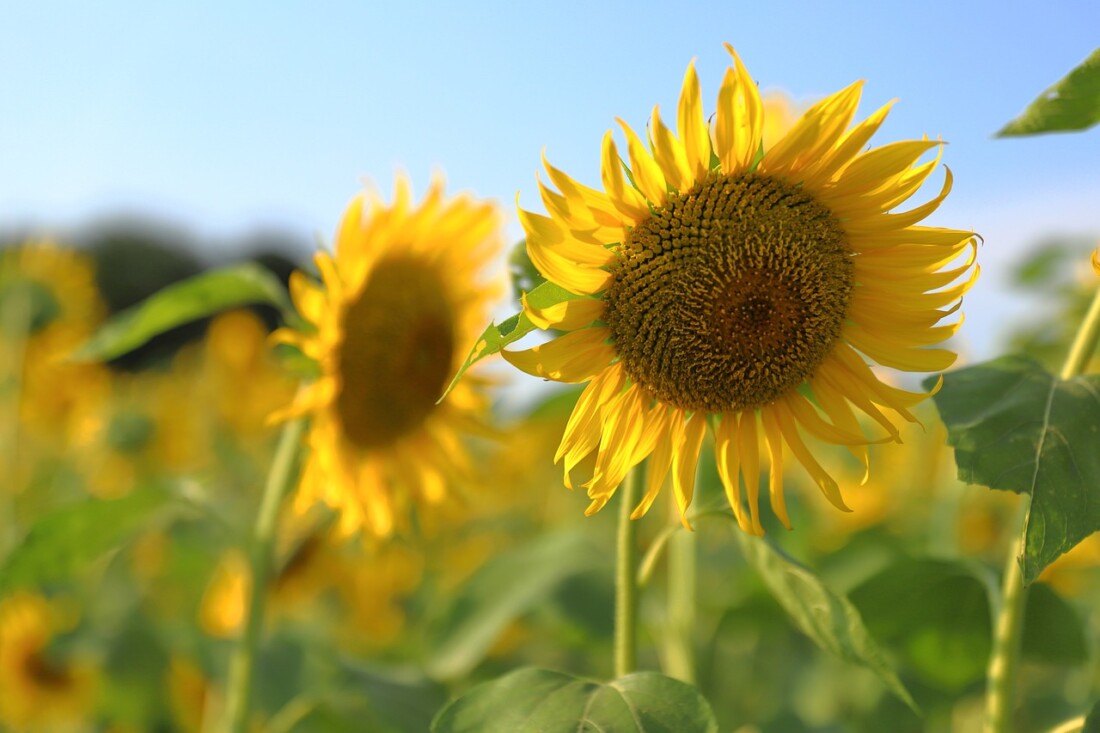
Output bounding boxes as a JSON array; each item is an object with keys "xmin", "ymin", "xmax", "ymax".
[
  {"xmin": 502, "ymin": 328, "xmax": 615, "ymax": 383},
  {"xmin": 671, "ymin": 411, "xmax": 707, "ymax": 529}
]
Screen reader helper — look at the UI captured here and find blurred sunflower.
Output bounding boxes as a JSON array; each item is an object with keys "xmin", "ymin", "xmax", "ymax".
[
  {"xmin": 270, "ymin": 175, "xmax": 502, "ymax": 537},
  {"xmin": 0, "ymin": 592, "xmax": 96, "ymax": 730},
  {"xmin": 505, "ymin": 45, "xmax": 978, "ymax": 533},
  {"xmin": 0, "ymin": 241, "xmax": 110, "ymax": 485}
]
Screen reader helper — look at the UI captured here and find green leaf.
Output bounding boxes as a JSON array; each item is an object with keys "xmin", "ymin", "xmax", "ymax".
[
  {"xmin": 439, "ymin": 279, "xmax": 586, "ymax": 400},
  {"xmin": 1085, "ymin": 700, "xmax": 1100, "ymax": 733},
  {"xmin": 1021, "ymin": 581, "xmax": 1088, "ymax": 665},
  {"xmin": 733, "ymin": 532, "xmax": 918, "ymax": 711},
  {"xmin": 430, "ymin": 667, "xmax": 718, "ymax": 733},
  {"xmin": 73, "ymin": 263, "xmax": 296, "ymax": 362},
  {"xmin": 848, "ymin": 558, "xmax": 995, "ymax": 690},
  {"xmin": 425, "ymin": 531, "xmax": 603, "ymax": 680},
  {"xmin": 925, "ymin": 355, "xmax": 1100, "ymax": 584},
  {"xmin": 998, "ymin": 48, "xmax": 1100, "ymax": 135},
  {"xmin": 0, "ymin": 487, "xmax": 177, "ymax": 591}
]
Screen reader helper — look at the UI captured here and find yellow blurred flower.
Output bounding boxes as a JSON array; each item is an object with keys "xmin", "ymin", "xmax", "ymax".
[
  {"xmin": 271, "ymin": 175, "xmax": 503, "ymax": 537},
  {"xmin": 0, "ymin": 592, "xmax": 96, "ymax": 730},
  {"xmin": 200, "ymin": 309, "xmax": 297, "ymax": 439},
  {"xmin": 504, "ymin": 44, "xmax": 978, "ymax": 533},
  {"xmin": 0, "ymin": 241, "xmax": 110, "ymax": 489},
  {"xmin": 199, "ymin": 549, "xmax": 250, "ymax": 639}
]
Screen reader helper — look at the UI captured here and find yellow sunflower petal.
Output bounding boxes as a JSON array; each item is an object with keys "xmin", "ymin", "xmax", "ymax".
[
  {"xmin": 715, "ymin": 45, "xmax": 763, "ymax": 175},
  {"xmin": 671, "ymin": 411, "xmax": 707, "ymax": 529},
  {"xmin": 632, "ymin": 407, "xmax": 682, "ymax": 520},
  {"xmin": 760, "ymin": 407, "xmax": 791, "ymax": 530},
  {"xmin": 738, "ymin": 410, "xmax": 764, "ymax": 536},
  {"xmin": 773, "ymin": 403, "xmax": 850, "ymax": 512},
  {"xmin": 601, "ymin": 132, "xmax": 651, "ymax": 222},
  {"xmin": 677, "ymin": 59, "xmax": 711, "ymax": 185},
  {"xmin": 714, "ymin": 413, "xmax": 751, "ymax": 532},
  {"xmin": 502, "ymin": 328, "xmax": 615, "ymax": 383},
  {"xmin": 522, "ymin": 293, "xmax": 606, "ymax": 331},
  {"xmin": 648, "ymin": 105, "xmax": 691, "ymax": 192},
  {"xmin": 617, "ymin": 118, "xmax": 668, "ymax": 205}
]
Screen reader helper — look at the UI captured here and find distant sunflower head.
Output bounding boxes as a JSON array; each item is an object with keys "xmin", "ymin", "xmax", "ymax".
[
  {"xmin": 0, "ymin": 593, "xmax": 95, "ymax": 729},
  {"xmin": 505, "ymin": 45, "xmax": 978, "ymax": 534},
  {"xmin": 272, "ymin": 176, "xmax": 503, "ymax": 537}
]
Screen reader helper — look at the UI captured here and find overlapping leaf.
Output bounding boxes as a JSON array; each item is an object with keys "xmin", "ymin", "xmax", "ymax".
[
  {"xmin": 926, "ymin": 355, "xmax": 1100, "ymax": 583},
  {"xmin": 733, "ymin": 532, "xmax": 917, "ymax": 710},
  {"xmin": 431, "ymin": 667, "xmax": 718, "ymax": 733}
]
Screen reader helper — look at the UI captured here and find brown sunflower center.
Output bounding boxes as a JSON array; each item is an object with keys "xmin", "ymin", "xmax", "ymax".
[
  {"xmin": 335, "ymin": 257, "xmax": 455, "ymax": 450},
  {"xmin": 604, "ymin": 172, "xmax": 853, "ymax": 413},
  {"xmin": 21, "ymin": 649, "xmax": 75, "ymax": 690}
]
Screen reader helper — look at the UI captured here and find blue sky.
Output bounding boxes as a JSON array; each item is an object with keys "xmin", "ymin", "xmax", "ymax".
[{"xmin": 1, "ymin": 1, "xmax": 1098, "ymax": 358}]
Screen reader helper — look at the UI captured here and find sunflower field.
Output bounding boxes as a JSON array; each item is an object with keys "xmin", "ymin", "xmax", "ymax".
[{"xmin": 2, "ymin": 26, "xmax": 1100, "ymax": 733}]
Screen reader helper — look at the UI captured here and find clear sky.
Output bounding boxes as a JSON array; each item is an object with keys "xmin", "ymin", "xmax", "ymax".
[{"xmin": 1, "ymin": 1, "xmax": 1098, "ymax": 358}]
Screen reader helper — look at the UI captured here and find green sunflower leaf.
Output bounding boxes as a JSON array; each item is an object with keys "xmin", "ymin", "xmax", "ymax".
[
  {"xmin": 72, "ymin": 262, "xmax": 296, "ymax": 362},
  {"xmin": 997, "ymin": 47, "xmax": 1100, "ymax": 136},
  {"xmin": 0, "ymin": 486, "xmax": 178, "ymax": 592},
  {"xmin": 848, "ymin": 558, "xmax": 995, "ymax": 691},
  {"xmin": 430, "ymin": 667, "xmax": 718, "ymax": 733},
  {"xmin": 439, "ymin": 279, "xmax": 587, "ymax": 401},
  {"xmin": 925, "ymin": 355, "xmax": 1100, "ymax": 584},
  {"xmin": 733, "ymin": 532, "xmax": 918, "ymax": 712},
  {"xmin": 424, "ymin": 530, "xmax": 602, "ymax": 681}
]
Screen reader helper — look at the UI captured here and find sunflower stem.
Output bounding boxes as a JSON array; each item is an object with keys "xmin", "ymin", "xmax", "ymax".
[
  {"xmin": 222, "ymin": 416, "xmax": 307, "ymax": 733},
  {"xmin": 983, "ymin": 283, "xmax": 1100, "ymax": 733},
  {"xmin": 614, "ymin": 464, "xmax": 642, "ymax": 678},
  {"xmin": 663, "ymin": 519, "xmax": 696, "ymax": 683},
  {"xmin": 983, "ymin": 499, "xmax": 1030, "ymax": 733}
]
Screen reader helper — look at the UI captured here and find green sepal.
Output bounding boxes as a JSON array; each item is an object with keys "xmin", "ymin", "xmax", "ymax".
[{"xmin": 439, "ymin": 280, "xmax": 587, "ymax": 401}]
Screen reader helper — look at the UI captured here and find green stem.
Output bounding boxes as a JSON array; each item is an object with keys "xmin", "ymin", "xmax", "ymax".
[
  {"xmin": 983, "ymin": 499, "xmax": 1030, "ymax": 733},
  {"xmin": 1059, "ymin": 285, "xmax": 1100, "ymax": 381},
  {"xmin": 663, "ymin": 523, "xmax": 696, "ymax": 683},
  {"xmin": 983, "ymin": 283, "xmax": 1100, "ymax": 733},
  {"xmin": 222, "ymin": 416, "xmax": 307, "ymax": 733},
  {"xmin": 614, "ymin": 465, "xmax": 642, "ymax": 678}
]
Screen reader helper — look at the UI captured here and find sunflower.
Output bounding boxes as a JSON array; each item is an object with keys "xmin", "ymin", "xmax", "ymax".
[
  {"xmin": 504, "ymin": 45, "xmax": 978, "ymax": 534},
  {"xmin": 271, "ymin": 176, "xmax": 503, "ymax": 537},
  {"xmin": 0, "ymin": 241, "xmax": 110, "ymax": 485},
  {"xmin": 0, "ymin": 592, "xmax": 96, "ymax": 729}
]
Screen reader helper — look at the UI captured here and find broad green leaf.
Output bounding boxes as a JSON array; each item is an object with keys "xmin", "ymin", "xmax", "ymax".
[
  {"xmin": 998, "ymin": 48, "xmax": 1100, "ymax": 135},
  {"xmin": 439, "ymin": 279, "xmax": 588, "ymax": 400},
  {"xmin": 425, "ymin": 531, "xmax": 604, "ymax": 680},
  {"xmin": 73, "ymin": 263, "xmax": 296, "ymax": 362},
  {"xmin": 430, "ymin": 667, "xmax": 718, "ymax": 733},
  {"xmin": 733, "ymin": 532, "xmax": 917, "ymax": 711},
  {"xmin": 0, "ymin": 487, "xmax": 177, "ymax": 591},
  {"xmin": 849, "ymin": 559, "xmax": 995, "ymax": 690},
  {"xmin": 340, "ymin": 662, "xmax": 448, "ymax": 733},
  {"xmin": 925, "ymin": 355, "xmax": 1100, "ymax": 584},
  {"xmin": 1021, "ymin": 581, "xmax": 1088, "ymax": 665}
]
